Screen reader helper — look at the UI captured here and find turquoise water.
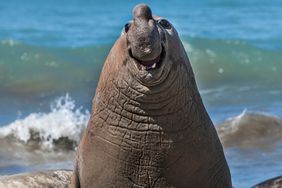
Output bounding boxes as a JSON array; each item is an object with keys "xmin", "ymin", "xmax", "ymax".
[{"xmin": 0, "ymin": 1, "xmax": 282, "ymax": 187}]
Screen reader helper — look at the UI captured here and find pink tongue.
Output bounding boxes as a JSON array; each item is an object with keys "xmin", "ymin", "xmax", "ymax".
[{"xmin": 140, "ymin": 55, "xmax": 160, "ymax": 67}]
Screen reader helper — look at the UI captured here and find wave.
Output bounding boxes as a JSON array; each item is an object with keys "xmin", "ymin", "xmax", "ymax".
[
  {"xmin": 182, "ymin": 37, "xmax": 282, "ymax": 89},
  {"xmin": 0, "ymin": 37, "xmax": 281, "ymax": 99},
  {"xmin": 0, "ymin": 94, "xmax": 90, "ymax": 151},
  {"xmin": 2, "ymin": 97, "xmax": 281, "ymax": 152},
  {"xmin": 0, "ymin": 39, "xmax": 110, "ymax": 98},
  {"xmin": 217, "ymin": 110, "xmax": 282, "ymax": 149}
]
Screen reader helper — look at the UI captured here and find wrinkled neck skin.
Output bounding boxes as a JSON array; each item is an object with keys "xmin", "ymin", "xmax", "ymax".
[
  {"xmin": 75, "ymin": 4, "xmax": 232, "ymax": 188},
  {"xmin": 93, "ymin": 33, "xmax": 200, "ymax": 132},
  {"xmin": 85, "ymin": 34, "xmax": 223, "ymax": 187}
]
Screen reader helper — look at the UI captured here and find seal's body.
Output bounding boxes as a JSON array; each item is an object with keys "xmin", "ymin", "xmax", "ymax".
[{"xmin": 72, "ymin": 4, "xmax": 232, "ymax": 188}]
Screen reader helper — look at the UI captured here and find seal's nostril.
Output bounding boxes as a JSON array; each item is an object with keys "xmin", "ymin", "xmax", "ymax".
[{"xmin": 133, "ymin": 4, "xmax": 152, "ymax": 20}]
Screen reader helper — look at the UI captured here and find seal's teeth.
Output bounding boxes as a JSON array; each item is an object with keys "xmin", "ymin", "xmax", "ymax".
[{"xmin": 152, "ymin": 63, "xmax": 157, "ymax": 69}]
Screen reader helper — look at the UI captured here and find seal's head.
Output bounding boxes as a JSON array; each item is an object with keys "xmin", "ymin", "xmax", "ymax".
[
  {"xmin": 118, "ymin": 4, "xmax": 188, "ymax": 86},
  {"xmin": 126, "ymin": 4, "xmax": 162, "ymax": 66}
]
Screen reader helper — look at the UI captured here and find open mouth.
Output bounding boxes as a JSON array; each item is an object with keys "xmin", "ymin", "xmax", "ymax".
[{"xmin": 129, "ymin": 44, "xmax": 166, "ymax": 71}]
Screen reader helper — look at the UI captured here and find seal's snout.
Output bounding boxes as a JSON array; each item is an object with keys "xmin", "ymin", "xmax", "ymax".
[
  {"xmin": 133, "ymin": 4, "xmax": 153, "ymax": 20},
  {"xmin": 127, "ymin": 4, "xmax": 163, "ymax": 69}
]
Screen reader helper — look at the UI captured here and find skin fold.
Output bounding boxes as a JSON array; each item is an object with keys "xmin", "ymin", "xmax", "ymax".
[{"xmin": 71, "ymin": 4, "xmax": 232, "ymax": 188}]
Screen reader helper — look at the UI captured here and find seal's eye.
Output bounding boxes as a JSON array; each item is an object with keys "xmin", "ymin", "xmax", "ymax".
[
  {"xmin": 124, "ymin": 23, "xmax": 131, "ymax": 33},
  {"xmin": 158, "ymin": 19, "xmax": 171, "ymax": 29}
]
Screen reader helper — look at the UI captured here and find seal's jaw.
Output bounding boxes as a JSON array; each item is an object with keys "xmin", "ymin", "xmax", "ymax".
[
  {"xmin": 128, "ymin": 43, "xmax": 166, "ymax": 71},
  {"xmin": 124, "ymin": 4, "xmax": 164, "ymax": 71}
]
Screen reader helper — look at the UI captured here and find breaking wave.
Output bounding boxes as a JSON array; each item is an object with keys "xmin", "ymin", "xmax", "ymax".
[
  {"xmin": 0, "ymin": 94, "xmax": 90, "ymax": 151},
  {"xmin": 217, "ymin": 110, "xmax": 282, "ymax": 149}
]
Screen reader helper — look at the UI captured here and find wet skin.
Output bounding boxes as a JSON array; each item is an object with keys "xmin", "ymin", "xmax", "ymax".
[{"xmin": 71, "ymin": 4, "xmax": 232, "ymax": 188}]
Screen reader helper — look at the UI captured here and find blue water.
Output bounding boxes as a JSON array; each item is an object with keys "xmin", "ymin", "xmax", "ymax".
[
  {"xmin": 0, "ymin": 0, "xmax": 282, "ymax": 187},
  {"xmin": 1, "ymin": 0, "xmax": 282, "ymax": 48}
]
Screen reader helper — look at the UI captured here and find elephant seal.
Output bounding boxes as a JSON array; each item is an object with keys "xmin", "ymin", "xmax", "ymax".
[{"xmin": 72, "ymin": 4, "xmax": 232, "ymax": 188}]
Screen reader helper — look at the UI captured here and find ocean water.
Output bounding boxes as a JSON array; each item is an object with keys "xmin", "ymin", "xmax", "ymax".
[{"xmin": 0, "ymin": 0, "xmax": 282, "ymax": 187}]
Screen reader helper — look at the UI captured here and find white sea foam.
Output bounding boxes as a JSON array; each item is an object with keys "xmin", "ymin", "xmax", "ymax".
[
  {"xmin": 217, "ymin": 110, "xmax": 282, "ymax": 148},
  {"xmin": 0, "ymin": 94, "xmax": 90, "ymax": 150}
]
